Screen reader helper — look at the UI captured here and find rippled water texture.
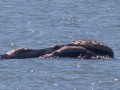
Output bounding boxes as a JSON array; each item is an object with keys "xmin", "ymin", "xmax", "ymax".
[{"xmin": 0, "ymin": 0, "xmax": 120, "ymax": 90}]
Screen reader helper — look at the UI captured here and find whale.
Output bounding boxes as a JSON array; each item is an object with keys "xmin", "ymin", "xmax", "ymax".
[{"xmin": 0, "ymin": 40, "xmax": 114, "ymax": 60}]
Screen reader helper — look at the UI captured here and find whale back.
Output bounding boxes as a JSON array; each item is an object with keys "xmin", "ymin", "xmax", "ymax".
[
  {"xmin": 70, "ymin": 40, "xmax": 114, "ymax": 58},
  {"xmin": 44, "ymin": 46, "xmax": 96, "ymax": 59},
  {"xmin": 6, "ymin": 48, "xmax": 33, "ymax": 56}
]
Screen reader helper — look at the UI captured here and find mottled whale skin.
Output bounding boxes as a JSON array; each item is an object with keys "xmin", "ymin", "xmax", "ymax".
[
  {"xmin": 43, "ymin": 46, "xmax": 97, "ymax": 59},
  {"xmin": 68, "ymin": 40, "xmax": 114, "ymax": 58},
  {"xmin": 0, "ymin": 40, "xmax": 114, "ymax": 60}
]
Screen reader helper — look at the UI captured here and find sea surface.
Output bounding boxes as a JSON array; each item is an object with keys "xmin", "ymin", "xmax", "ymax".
[{"xmin": 0, "ymin": 0, "xmax": 120, "ymax": 90}]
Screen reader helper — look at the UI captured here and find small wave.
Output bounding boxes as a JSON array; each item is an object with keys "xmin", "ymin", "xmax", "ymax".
[{"xmin": 91, "ymin": 55, "xmax": 113, "ymax": 60}]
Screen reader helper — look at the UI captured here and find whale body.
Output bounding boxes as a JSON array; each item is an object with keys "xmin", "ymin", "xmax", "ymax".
[{"xmin": 0, "ymin": 40, "xmax": 114, "ymax": 60}]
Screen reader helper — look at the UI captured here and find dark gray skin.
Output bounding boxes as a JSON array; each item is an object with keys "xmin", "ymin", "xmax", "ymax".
[
  {"xmin": 0, "ymin": 45, "xmax": 62, "ymax": 59},
  {"xmin": 0, "ymin": 40, "xmax": 114, "ymax": 60}
]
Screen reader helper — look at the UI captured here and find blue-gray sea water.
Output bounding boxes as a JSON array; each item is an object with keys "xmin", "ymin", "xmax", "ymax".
[{"xmin": 0, "ymin": 0, "xmax": 120, "ymax": 90}]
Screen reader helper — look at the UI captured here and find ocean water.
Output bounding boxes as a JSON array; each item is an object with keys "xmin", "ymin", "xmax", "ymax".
[{"xmin": 0, "ymin": 0, "xmax": 120, "ymax": 90}]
